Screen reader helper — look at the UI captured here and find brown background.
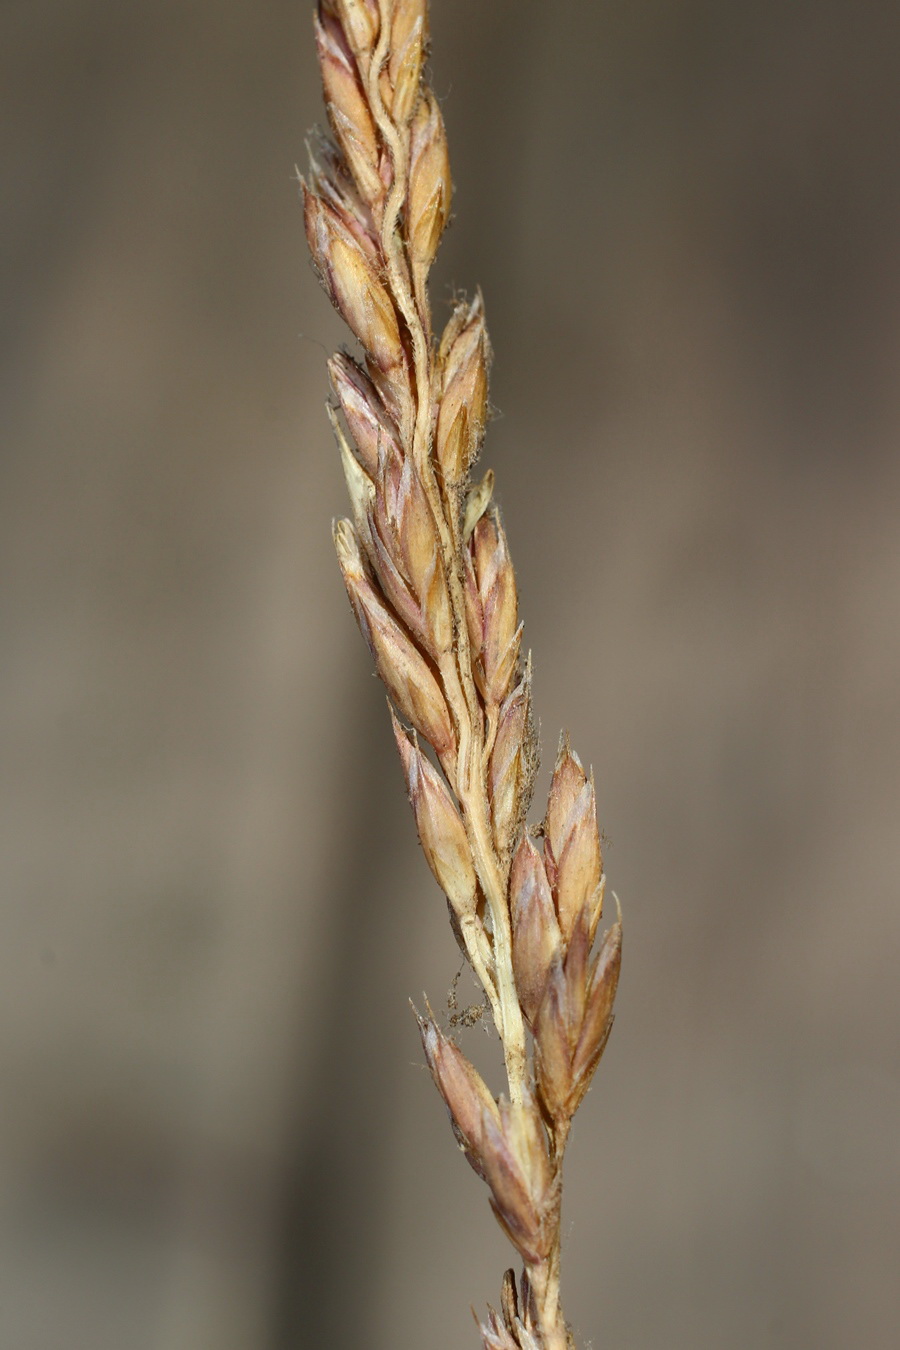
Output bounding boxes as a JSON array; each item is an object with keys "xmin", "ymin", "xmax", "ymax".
[{"xmin": 3, "ymin": 1, "xmax": 900, "ymax": 1347}]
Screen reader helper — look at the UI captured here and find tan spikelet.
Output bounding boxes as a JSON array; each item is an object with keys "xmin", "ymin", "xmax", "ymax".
[
  {"xmin": 416, "ymin": 1010, "xmax": 500, "ymax": 1181},
  {"xmin": 408, "ymin": 90, "xmax": 452, "ymax": 278},
  {"xmin": 535, "ymin": 913, "xmax": 622, "ymax": 1127},
  {"xmin": 367, "ymin": 447, "xmax": 453, "ymax": 658},
  {"xmin": 510, "ymin": 836, "xmax": 561, "ymax": 1027},
  {"xmin": 315, "ymin": 10, "xmax": 383, "ymax": 206},
  {"xmin": 384, "ymin": 0, "xmax": 427, "ymax": 123},
  {"xmin": 393, "ymin": 716, "xmax": 478, "ymax": 921},
  {"xmin": 306, "ymin": 195, "xmax": 406, "ymax": 380},
  {"xmin": 328, "ymin": 352, "xmax": 400, "ymax": 476},
  {"xmin": 306, "ymin": 134, "xmax": 380, "ymax": 258},
  {"xmin": 481, "ymin": 1096, "xmax": 554, "ymax": 1264},
  {"xmin": 544, "ymin": 739, "xmax": 603, "ymax": 942},
  {"xmin": 470, "ymin": 511, "xmax": 520, "ymax": 705},
  {"xmin": 436, "ymin": 294, "xmax": 491, "ymax": 486},
  {"xmin": 333, "ymin": 519, "xmax": 454, "ymax": 759},
  {"xmin": 489, "ymin": 664, "xmax": 537, "ymax": 857}
]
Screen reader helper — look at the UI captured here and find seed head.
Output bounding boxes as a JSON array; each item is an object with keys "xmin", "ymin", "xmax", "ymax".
[{"xmin": 307, "ymin": 2, "xmax": 621, "ymax": 1340}]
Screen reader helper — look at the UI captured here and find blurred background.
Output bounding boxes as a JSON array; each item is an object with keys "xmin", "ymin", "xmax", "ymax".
[{"xmin": 3, "ymin": 1, "xmax": 900, "ymax": 1347}]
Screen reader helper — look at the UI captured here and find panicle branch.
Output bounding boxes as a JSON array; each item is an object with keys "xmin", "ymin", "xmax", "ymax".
[{"xmin": 304, "ymin": 5, "xmax": 621, "ymax": 1346}]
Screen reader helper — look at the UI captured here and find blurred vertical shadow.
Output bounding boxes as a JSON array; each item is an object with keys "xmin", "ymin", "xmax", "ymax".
[{"xmin": 266, "ymin": 699, "xmax": 403, "ymax": 1350}]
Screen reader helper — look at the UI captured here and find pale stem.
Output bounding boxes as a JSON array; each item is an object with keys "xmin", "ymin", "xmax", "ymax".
[
  {"xmin": 528, "ymin": 1120, "xmax": 571, "ymax": 1349},
  {"xmin": 457, "ymin": 765, "xmax": 528, "ymax": 1105},
  {"xmin": 439, "ymin": 652, "xmax": 528, "ymax": 1105},
  {"xmin": 528, "ymin": 1259, "xmax": 569, "ymax": 1350}
]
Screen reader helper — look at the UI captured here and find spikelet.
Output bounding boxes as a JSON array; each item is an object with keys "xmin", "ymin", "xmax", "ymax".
[
  {"xmin": 417, "ymin": 1010, "xmax": 501, "ymax": 1181},
  {"xmin": 437, "ymin": 294, "xmax": 491, "ymax": 486},
  {"xmin": 418, "ymin": 1012, "xmax": 555, "ymax": 1265},
  {"xmin": 333, "ymin": 519, "xmax": 454, "ymax": 760},
  {"xmin": 510, "ymin": 836, "xmax": 561, "ymax": 1028},
  {"xmin": 544, "ymin": 736, "xmax": 604, "ymax": 943},
  {"xmin": 408, "ymin": 90, "xmax": 451, "ymax": 282},
  {"xmin": 482, "ymin": 1095, "xmax": 556, "ymax": 1264},
  {"xmin": 489, "ymin": 669, "xmax": 536, "ymax": 858},
  {"xmin": 382, "ymin": 0, "xmax": 428, "ymax": 123},
  {"xmin": 535, "ymin": 913, "xmax": 622, "ymax": 1128},
  {"xmin": 315, "ymin": 8, "xmax": 383, "ymax": 208},
  {"xmin": 304, "ymin": 192, "xmax": 406, "ymax": 385},
  {"xmin": 393, "ymin": 715, "xmax": 477, "ymax": 922},
  {"xmin": 469, "ymin": 511, "xmax": 520, "ymax": 706},
  {"xmin": 327, "ymin": 352, "xmax": 400, "ymax": 476},
  {"xmin": 305, "ymin": 4, "xmax": 620, "ymax": 1346}
]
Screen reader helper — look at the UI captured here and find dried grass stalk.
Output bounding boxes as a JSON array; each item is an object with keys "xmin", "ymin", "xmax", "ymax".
[{"xmin": 303, "ymin": 4, "xmax": 621, "ymax": 1345}]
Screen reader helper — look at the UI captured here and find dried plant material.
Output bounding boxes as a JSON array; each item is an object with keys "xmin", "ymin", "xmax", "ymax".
[
  {"xmin": 535, "ymin": 915, "xmax": 622, "ymax": 1131},
  {"xmin": 407, "ymin": 90, "xmax": 451, "ymax": 274},
  {"xmin": 437, "ymin": 294, "xmax": 491, "ymax": 485},
  {"xmin": 327, "ymin": 351, "xmax": 400, "ymax": 475},
  {"xmin": 304, "ymin": 4, "xmax": 621, "ymax": 1346},
  {"xmin": 480, "ymin": 1311, "xmax": 522, "ymax": 1350},
  {"xmin": 394, "ymin": 716, "xmax": 478, "ymax": 923},
  {"xmin": 490, "ymin": 668, "xmax": 536, "ymax": 858},
  {"xmin": 511, "ymin": 837, "xmax": 561, "ymax": 1029},
  {"xmin": 333, "ymin": 518, "xmax": 455, "ymax": 758},
  {"xmin": 417, "ymin": 1010, "xmax": 502, "ymax": 1181}
]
